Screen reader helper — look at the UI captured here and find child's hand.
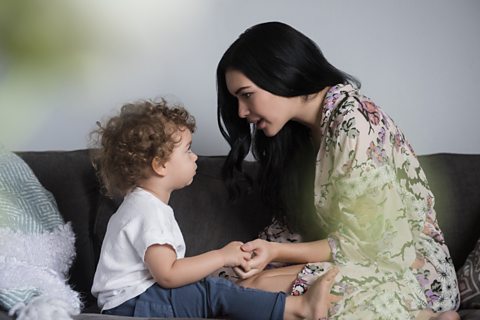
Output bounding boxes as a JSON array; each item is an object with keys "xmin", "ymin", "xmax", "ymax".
[{"xmin": 220, "ymin": 241, "xmax": 252, "ymax": 269}]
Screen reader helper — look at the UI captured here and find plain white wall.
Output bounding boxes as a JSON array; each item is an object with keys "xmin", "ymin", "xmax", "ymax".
[{"xmin": 1, "ymin": 0, "xmax": 479, "ymax": 155}]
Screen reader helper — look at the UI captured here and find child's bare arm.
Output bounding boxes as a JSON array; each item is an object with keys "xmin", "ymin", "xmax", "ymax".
[{"xmin": 145, "ymin": 241, "xmax": 250, "ymax": 288}]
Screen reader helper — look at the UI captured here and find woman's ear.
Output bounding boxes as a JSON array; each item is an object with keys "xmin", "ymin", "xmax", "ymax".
[{"xmin": 151, "ymin": 157, "xmax": 167, "ymax": 176}]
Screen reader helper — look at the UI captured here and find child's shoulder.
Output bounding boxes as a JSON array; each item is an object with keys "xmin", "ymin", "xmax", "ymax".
[{"xmin": 116, "ymin": 188, "xmax": 173, "ymax": 221}]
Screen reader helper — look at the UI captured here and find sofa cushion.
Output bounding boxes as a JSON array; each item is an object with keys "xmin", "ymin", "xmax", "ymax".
[{"xmin": 457, "ymin": 237, "xmax": 480, "ymax": 309}]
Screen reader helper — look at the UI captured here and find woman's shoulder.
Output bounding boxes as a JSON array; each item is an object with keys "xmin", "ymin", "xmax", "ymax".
[{"xmin": 322, "ymin": 84, "xmax": 394, "ymax": 135}]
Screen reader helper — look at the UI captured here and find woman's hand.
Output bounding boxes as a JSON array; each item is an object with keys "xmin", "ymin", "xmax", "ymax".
[{"xmin": 232, "ymin": 239, "xmax": 274, "ymax": 279}]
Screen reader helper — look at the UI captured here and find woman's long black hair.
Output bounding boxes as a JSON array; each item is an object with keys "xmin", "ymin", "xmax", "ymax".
[{"xmin": 217, "ymin": 22, "xmax": 359, "ymax": 239}]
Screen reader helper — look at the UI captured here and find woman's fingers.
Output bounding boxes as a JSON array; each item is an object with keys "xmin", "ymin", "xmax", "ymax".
[{"xmin": 233, "ymin": 266, "xmax": 261, "ymax": 279}]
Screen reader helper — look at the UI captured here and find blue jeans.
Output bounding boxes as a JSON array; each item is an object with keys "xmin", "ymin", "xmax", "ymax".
[{"xmin": 103, "ymin": 276, "xmax": 286, "ymax": 319}]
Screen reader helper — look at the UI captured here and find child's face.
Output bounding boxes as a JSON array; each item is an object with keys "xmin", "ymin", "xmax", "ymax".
[{"xmin": 166, "ymin": 128, "xmax": 198, "ymax": 189}]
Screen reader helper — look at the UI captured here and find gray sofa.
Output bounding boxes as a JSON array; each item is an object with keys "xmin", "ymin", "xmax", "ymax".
[{"xmin": 1, "ymin": 149, "xmax": 479, "ymax": 319}]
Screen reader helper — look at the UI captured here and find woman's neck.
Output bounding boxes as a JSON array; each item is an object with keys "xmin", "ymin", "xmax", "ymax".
[
  {"xmin": 292, "ymin": 86, "xmax": 330, "ymax": 149},
  {"xmin": 292, "ymin": 86, "xmax": 329, "ymax": 129}
]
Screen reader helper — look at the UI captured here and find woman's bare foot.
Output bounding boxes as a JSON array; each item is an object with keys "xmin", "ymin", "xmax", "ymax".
[
  {"xmin": 417, "ymin": 309, "xmax": 460, "ymax": 320},
  {"xmin": 283, "ymin": 267, "xmax": 340, "ymax": 319},
  {"xmin": 431, "ymin": 310, "xmax": 460, "ymax": 320},
  {"xmin": 304, "ymin": 267, "xmax": 339, "ymax": 319}
]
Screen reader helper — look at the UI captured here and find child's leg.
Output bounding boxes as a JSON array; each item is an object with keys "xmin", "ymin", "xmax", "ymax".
[
  {"xmin": 176, "ymin": 270, "xmax": 337, "ymax": 320},
  {"xmin": 117, "ymin": 270, "xmax": 338, "ymax": 319},
  {"xmin": 237, "ymin": 264, "xmax": 305, "ymax": 293},
  {"xmin": 201, "ymin": 276, "xmax": 287, "ymax": 319},
  {"xmin": 124, "ymin": 279, "xmax": 286, "ymax": 319}
]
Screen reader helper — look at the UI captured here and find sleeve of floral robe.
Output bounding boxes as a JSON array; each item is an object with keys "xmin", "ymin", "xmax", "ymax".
[{"xmin": 318, "ymin": 96, "xmax": 425, "ymax": 274}]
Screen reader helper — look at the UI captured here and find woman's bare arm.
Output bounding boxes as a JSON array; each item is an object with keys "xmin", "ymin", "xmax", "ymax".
[{"xmin": 238, "ymin": 239, "xmax": 332, "ymax": 275}]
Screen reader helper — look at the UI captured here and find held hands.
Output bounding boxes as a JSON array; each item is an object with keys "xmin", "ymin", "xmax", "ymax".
[
  {"xmin": 220, "ymin": 241, "xmax": 252, "ymax": 270},
  {"xmin": 233, "ymin": 239, "xmax": 273, "ymax": 279}
]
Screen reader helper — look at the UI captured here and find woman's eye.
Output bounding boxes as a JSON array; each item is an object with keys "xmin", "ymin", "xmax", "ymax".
[{"xmin": 241, "ymin": 92, "xmax": 252, "ymax": 98}]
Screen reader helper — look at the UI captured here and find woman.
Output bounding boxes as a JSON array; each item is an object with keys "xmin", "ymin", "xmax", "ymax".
[{"xmin": 216, "ymin": 21, "xmax": 459, "ymax": 320}]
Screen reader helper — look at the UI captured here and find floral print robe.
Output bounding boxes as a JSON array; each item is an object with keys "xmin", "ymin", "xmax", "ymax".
[{"xmin": 290, "ymin": 84, "xmax": 459, "ymax": 319}]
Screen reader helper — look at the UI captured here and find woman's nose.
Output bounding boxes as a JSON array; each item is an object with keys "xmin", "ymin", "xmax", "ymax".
[{"xmin": 238, "ymin": 102, "xmax": 249, "ymax": 118}]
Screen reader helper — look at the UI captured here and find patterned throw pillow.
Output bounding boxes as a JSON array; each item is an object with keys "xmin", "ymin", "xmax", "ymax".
[{"xmin": 457, "ymin": 237, "xmax": 480, "ymax": 309}]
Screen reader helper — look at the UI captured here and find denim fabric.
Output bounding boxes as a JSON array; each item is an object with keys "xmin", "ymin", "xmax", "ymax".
[{"xmin": 103, "ymin": 276, "xmax": 285, "ymax": 320}]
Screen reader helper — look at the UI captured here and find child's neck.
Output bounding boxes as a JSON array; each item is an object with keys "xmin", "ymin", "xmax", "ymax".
[{"xmin": 137, "ymin": 182, "xmax": 171, "ymax": 204}]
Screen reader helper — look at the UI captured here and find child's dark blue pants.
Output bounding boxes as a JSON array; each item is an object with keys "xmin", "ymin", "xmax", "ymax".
[{"xmin": 103, "ymin": 276, "xmax": 286, "ymax": 320}]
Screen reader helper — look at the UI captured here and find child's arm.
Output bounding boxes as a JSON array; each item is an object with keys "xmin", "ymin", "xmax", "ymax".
[{"xmin": 145, "ymin": 241, "xmax": 250, "ymax": 288}]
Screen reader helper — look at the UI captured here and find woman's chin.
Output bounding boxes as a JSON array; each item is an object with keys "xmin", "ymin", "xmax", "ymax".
[{"xmin": 261, "ymin": 127, "xmax": 280, "ymax": 137}]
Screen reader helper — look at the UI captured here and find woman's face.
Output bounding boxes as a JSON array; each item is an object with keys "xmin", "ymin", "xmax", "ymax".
[{"xmin": 225, "ymin": 69, "xmax": 298, "ymax": 137}]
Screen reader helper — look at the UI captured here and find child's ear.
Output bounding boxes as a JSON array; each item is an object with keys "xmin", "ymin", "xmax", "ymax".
[{"xmin": 151, "ymin": 157, "xmax": 167, "ymax": 176}]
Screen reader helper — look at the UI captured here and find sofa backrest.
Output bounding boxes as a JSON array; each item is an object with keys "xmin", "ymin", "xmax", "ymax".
[{"xmin": 17, "ymin": 150, "xmax": 480, "ymax": 310}]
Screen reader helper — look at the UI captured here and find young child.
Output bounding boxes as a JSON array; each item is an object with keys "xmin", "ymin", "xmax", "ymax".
[{"xmin": 90, "ymin": 99, "xmax": 339, "ymax": 319}]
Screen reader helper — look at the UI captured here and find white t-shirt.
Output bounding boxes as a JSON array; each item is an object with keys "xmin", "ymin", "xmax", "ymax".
[{"xmin": 91, "ymin": 187, "xmax": 186, "ymax": 311}]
